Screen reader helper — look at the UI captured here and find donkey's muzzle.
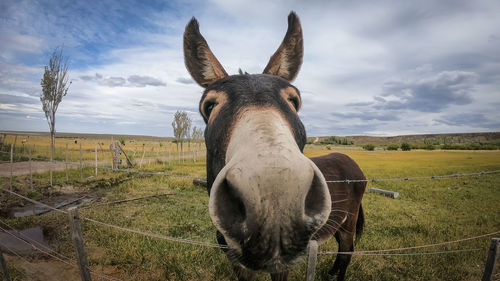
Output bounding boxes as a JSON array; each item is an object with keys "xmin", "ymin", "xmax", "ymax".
[{"xmin": 209, "ymin": 156, "xmax": 331, "ymax": 271}]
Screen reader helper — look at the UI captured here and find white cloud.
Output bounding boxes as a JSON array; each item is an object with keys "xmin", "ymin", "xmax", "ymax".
[{"xmin": 1, "ymin": 0, "xmax": 499, "ymax": 136}]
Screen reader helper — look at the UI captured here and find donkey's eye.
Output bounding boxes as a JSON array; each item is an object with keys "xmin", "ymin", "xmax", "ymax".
[
  {"xmin": 288, "ymin": 97, "xmax": 299, "ymax": 110},
  {"xmin": 204, "ymin": 101, "xmax": 218, "ymax": 117}
]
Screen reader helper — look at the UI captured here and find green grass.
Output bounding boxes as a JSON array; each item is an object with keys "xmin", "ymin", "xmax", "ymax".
[{"xmin": 1, "ymin": 149, "xmax": 499, "ymax": 280}]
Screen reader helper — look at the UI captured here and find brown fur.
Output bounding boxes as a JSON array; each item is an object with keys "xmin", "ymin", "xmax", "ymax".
[
  {"xmin": 263, "ymin": 12, "xmax": 303, "ymax": 82},
  {"xmin": 184, "ymin": 18, "xmax": 228, "ymax": 87},
  {"xmin": 201, "ymin": 90, "xmax": 229, "ymax": 124},
  {"xmin": 280, "ymin": 87, "xmax": 301, "ymax": 113},
  {"xmin": 311, "ymin": 153, "xmax": 366, "ymax": 280}
]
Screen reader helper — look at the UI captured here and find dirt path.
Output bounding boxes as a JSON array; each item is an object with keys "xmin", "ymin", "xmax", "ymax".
[
  {"xmin": 0, "ymin": 161, "xmax": 72, "ymax": 177},
  {"xmin": 0, "ymin": 152, "xmax": 204, "ymax": 177},
  {"xmin": 4, "ymin": 255, "xmax": 81, "ymax": 281}
]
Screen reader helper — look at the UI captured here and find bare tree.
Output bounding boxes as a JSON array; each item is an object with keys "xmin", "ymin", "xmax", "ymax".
[
  {"xmin": 191, "ymin": 126, "xmax": 204, "ymax": 148},
  {"xmin": 171, "ymin": 110, "xmax": 192, "ymax": 153},
  {"xmin": 40, "ymin": 46, "xmax": 71, "ymax": 185}
]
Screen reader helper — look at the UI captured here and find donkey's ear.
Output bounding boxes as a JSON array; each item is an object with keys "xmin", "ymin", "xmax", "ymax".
[
  {"xmin": 263, "ymin": 12, "xmax": 303, "ymax": 82},
  {"xmin": 184, "ymin": 17, "xmax": 228, "ymax": 88}
]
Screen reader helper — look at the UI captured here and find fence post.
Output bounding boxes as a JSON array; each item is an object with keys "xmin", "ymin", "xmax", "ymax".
[
  {"xmin": 94, "ymin": 143, "xmax": 98, "ymax": 177},
  {"xmin": 482, "ymin": 238, "xmax": 500, "ymax": 281},
  {"xmin": 114, "ymin": 141, "xmax": 120, "ymax": 169},
  {"xmin": 0, "ymin": 248, "xmax": 11, "ymax": 281},
  {"xmin": 29, "ymin": 145, "xmax": 33, "ymax": 190},
  {"xmin": 79, "ymin": 143, "xmax": 83, "ymax": 180},
  {"xmin": 140, "ymin": 146, "xmax": 145, "ymax": 168},
  {"xmin": 13, "ymin": 136, "xmax": 17, "ymax": 157},
  {"xmin": 49, "ymin": 136, "xmax": 53, "ymax": 187},
  {"xmin": 68, "ymin": 207, "xmax": 92, "ymax": 281},
  {"xmin": 65, "ymin": 143, "xmax": 69, "ymax": 182},
  {"xmin": 306, "ymin": 240, "xmax": 318, "ymax": 281},
  {"xmin": 9, "ymin": 144, "xmax": 13, "ymax": 191}
]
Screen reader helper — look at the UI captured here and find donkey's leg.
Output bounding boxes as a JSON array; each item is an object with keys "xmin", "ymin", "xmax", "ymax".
[
  {"xmin": 270, "ymin": 271, "xmax": 288, "ymax": 281},
  {"xmin": 327, "ymin": 230, "xmax": 354, "ymax": 281}
]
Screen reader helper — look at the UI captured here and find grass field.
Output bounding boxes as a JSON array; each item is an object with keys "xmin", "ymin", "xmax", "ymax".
[
  {"xmin": 0, "ymin": 132, "xmax": 204, "ymax": 165},
  {"xmin": 1, "ymin": 143, "xmax": 499, "ymax": 280}
]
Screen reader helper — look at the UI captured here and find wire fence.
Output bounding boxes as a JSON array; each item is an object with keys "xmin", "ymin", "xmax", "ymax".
[
  {"xmin": 3, "ymin": 149, "xmax": 500, "ymax": 183},
  {"xmin": 1, "ymin": 143, "xmax": 500, "ymax": 279},
  {"xmin": 1, "ymin": 188, "xmax": 498, "ymax": 256},
  {"xmin": 324, "ymin": 170, "xmax": 500, "ymax": 183},
  {"xmin": 0, "ymin": 222, "xmax": 123, "ymax": 281}
]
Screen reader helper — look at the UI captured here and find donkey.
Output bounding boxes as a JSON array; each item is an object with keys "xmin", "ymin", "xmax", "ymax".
[{"xmin": 183, "ymin": 12, "xmax": 366, "ymax": 281}]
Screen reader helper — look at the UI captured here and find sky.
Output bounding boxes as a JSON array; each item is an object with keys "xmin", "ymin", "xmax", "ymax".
[{"xmin": 1, "ymin": 0, "xmax": 499, "ymax": 137}]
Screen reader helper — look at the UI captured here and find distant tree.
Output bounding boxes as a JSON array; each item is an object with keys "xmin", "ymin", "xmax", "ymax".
[
  {"xmin": 171, "ymin": 110, "xmax": 192, "ymax": 152},
  {"xmin": 387, "ymin": 144, "xmax": 399, "ymax": 151},
  {"xmin": 40, "ymin": 46, "xmax": 71, "ymax": 186},
  {"xmin": 401, "ymin": 142, "xmax": 411, "ymax": 151},
  {"xmin": 362, "ymin": 144, "xmax": 375, "ymax": 151},
  {"xmin": 191, "ymin": 126, "xmax": 204, "ymax": 148}
]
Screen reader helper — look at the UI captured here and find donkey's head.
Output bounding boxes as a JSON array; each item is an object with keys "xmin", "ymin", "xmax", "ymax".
[{"xmin": 184, "ymin": 12, "xmax": 331, "ymax": 272}]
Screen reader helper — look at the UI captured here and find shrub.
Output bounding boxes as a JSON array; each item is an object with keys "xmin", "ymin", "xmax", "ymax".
[
  {"xmin": 423, "ymin": 144, "xmax": 435, "ymax": 150},
  {"xmin": 387, "ymin": 144, "xmax": 399, "ymax": 151},
  {"xmin": 326, "ymin": 145, "xmax": 332, "ymax": 150},
  {"xmin": 362, "ymin": 144, "xmax": 375, "ymax": 151},
  {"xmin": 319, "ymin": 136, "xmax": 353, "ymax": 145},
  {"xmin": 401, "ymin": 142, "xmax": 411, "ymax": 151},
  {"xmin": 321, "ymin": 136, "xmax": 339, "ymax": 145}
]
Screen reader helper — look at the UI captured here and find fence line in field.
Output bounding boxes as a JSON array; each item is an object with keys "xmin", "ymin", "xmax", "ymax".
[
  {"xmin": 0, "ymin": 222, "xmax": 122, "ymax": 281},
  {"xmin": 324, "ymin": 170, "xmax": 500, "ymax": 183},
  {"xmin": 1, "ymin": 188, "xmax": 225, "ymax": 249},
  {"xmin": 2, "ymin": 146, "xmax": 500, "ymax": 279},
  {"xmin": 3, "ymin": 150, "xmax": 500, "ymax": 183},
  {"xmin": 320, "ymin": 248, "xmax": 485, "ymax": 256},
  {"xmin": 1, "ymin": 188, "xmax": 498, "ymax": 255}
]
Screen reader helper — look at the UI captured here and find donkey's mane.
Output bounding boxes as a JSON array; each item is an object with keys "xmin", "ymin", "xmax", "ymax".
[{"xmin": 238, "ymin": 68, "xmax": 250, "ymax": 75}]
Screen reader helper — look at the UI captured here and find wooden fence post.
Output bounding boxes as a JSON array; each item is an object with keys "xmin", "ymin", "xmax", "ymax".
[
  {"xmin": 65, "ymin": 143, "xmax": 69, "ymax": 182},
  {"xmin": 79, "ymin": 143, "xmax": 83, "ymax": 180},
  {"xmin": 114, "ymin": 141, "xmax": 121, "ymax": 169},
  {"xmin": 9, "ymin": 144, "xmax": 13, "ymax": 191},
  {"xmin": 94, "ymin": 143, "xmax": 98, "ymax": 177},
  {"xmin": 12, "ymin": 136, "xmax": 17, "ymax": 157},
  {"xmin": 68, "ymin": 207, "xmax": 92, "ymax": 281},
  {"xmin": 29, "ymin": 145, "xmax": 33, "ymax": 190},
  {"xmin": 140, "ymin": 146, "xmax": 145, "ymax": 168},
  {"xmin": 306, "ymin": 240, "xmax": 318, "ymax": 281},
  {"xmin": 368, "ymin": 187, "xmax": 400, "ymax": 199},
  {"xmin": 0, "ymin": 248, "xmax": 11, "ymax": 281},
  {"xmin": 482, "ymin": 238, "xmax": 500, "ymax": 281},
  {"xmin": 49, "ymin": 136, "xmax": 53, "ymax": 187}
]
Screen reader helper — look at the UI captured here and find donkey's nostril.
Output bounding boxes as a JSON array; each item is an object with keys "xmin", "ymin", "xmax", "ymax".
[
  {"xmin": 304, "ymin": 168, "xmax": 330, "ymax": 222},
  {"xmin": 212, "ymin": 179, "xmax": 246, "ymax": 231}
]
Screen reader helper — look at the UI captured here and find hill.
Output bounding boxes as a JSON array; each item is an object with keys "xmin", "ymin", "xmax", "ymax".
[{"xmin": 311, "ymin": 132, "xmax": 500, "ymax": 146}]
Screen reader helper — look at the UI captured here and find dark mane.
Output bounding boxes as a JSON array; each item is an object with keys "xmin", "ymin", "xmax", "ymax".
[{"xmin": 238, "ymin": 68, "xmax": 249, "ymax": 75}]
